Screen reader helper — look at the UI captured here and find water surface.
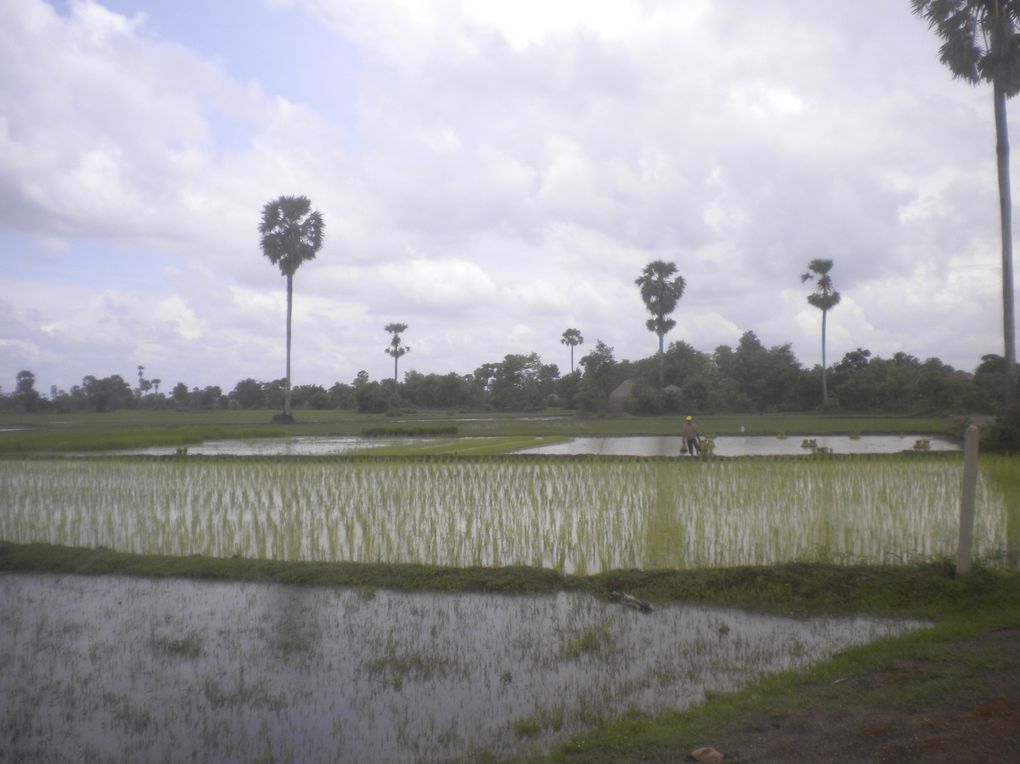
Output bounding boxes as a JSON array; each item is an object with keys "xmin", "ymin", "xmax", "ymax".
[
  {"xmin": 110, "ymin": 433, "xmax": 959, "ymax": 457},
  {"xmin": 526, "ymin": 434, "xmax": 960, "ymax": 457},
  {"xmin": 0, "ymin": 573, "xmax": 925, "ymax": 763}
]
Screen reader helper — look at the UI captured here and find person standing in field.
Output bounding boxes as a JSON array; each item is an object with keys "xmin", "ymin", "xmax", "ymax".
[{"xmin": 682, "ymin": 415, "xmax": 700, "ymax": 456}]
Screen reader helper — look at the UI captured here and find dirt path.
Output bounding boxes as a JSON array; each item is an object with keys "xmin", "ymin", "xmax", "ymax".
[{"xmin": 695, "ymin": 627, "xmax": 1020, "ymax": 763}]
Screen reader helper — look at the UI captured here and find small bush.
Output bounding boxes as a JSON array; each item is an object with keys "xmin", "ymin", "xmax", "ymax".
[
  {"xmin": 980, "ymin": 409, "xmax": 1020, "ymax": 454},
  {"xmin": 360, "ymin": 425, "xmax": 459, "ymax": 437}
]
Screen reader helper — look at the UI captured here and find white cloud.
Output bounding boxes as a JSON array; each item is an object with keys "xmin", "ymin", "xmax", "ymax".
[{"xmin": 1, "ymin": 0, "xmax": 1017, "ymax": 395}]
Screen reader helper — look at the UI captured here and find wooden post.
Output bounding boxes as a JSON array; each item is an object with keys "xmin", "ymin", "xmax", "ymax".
[{"xmin": 956, "ymin": 424, "xmax": 979, "ymax": 576}]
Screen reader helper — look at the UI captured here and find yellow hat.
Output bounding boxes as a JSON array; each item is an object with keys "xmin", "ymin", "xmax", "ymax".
[{"xmin": 686, "ymin": 416, "xmax": 693, "ymax": 421}]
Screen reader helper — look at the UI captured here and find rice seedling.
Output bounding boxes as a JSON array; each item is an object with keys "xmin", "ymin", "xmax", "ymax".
[{"xmin": 1, "ymin": 453, "xmax": 1016, "ymax": 574}]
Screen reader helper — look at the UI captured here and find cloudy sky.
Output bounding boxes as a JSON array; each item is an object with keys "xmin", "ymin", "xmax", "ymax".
[{"xmin": 2, "ymin": 0, "xmax": 1016, "ymax": 396}]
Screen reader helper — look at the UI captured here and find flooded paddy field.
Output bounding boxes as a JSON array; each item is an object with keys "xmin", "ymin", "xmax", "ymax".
[
  {"xmin": 526, "ymin": 434, "xmax": 960, "ymax": 456},
  {"xmin": 0, "ymin": 573, "xmax": 926, "ymax": 763},
  {"xmin": 107, "ymin": 433, "xmax": 959, "ymax": 457}
]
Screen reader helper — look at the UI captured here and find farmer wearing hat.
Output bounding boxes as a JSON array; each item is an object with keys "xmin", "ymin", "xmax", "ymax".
[{"xmin": 682, "ymin": 415, "xmax": 701, "ymax": 456}]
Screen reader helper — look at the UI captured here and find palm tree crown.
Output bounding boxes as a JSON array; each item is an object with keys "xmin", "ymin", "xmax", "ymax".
[
  {"xmin": 384, "ymin": 322, "xmax": 410, "ymax": 398},
  {"xmin": 911, "ymin": 0, "xmax": 1020, "ymax": 92},
  {"xmin": 635, "ymin": 261, "xmax": 685, "ymax": 346},
  {"xmin": 801, "ymin": 258, "xmax": 841, "ymax": 312},
  {"xmin": 561, "ymin": 328, "xmax": 584, "ymax": 374},
  {"xmin": 259, "ymin": 196, "xmax": 325, "ymax": 276},
  {"xmin": 636, "ymin": 260, "xmax": 685, "ymax": 388}
]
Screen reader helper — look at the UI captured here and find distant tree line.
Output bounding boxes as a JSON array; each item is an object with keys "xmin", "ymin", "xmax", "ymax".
[{"xmin": 4, "ymin": 336, "xmax": 1014, "ymax": 416}]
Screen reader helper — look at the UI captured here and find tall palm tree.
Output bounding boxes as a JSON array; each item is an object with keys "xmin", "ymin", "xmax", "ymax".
[
  {"xmin": 801, "ymin": 258, "xmax": 841, "ymax": 407},
  {"xmin": 259, "ymin": 195, "xmax": 325, "ymax": 420},
  {"xmin": 384, "ymin": 322, "xmax": 410, "ymax": 399},
  {"xmin": 635, "ymin": 260, "xmax": 685, "ymax": 387},
  {"xmin": 560, "ymin": 328, "xmax": 584, "ymax": 374},
  {"xmin": 912, "ymin": 0, "xmax": 1020, "ymax": 407}
]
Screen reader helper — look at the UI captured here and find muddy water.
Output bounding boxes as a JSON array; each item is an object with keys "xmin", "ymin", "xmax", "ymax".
[{"xmin": 1, "ymin": 573, "xmax": 925, "ymax": 763}]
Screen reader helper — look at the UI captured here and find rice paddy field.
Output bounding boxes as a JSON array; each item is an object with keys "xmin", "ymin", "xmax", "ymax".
[
  {"xmin": 1, "ymin": 454, "xmax": 1017, "ymax": 573},
  {"xmin": 1, "ymin": 413, "xmax": 1018, "ymax": 763}
]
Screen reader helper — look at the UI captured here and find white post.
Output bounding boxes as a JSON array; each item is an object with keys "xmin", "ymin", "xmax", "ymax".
[{"xmin": 956, "ymin": 424, "xmax": 979, "ymax": 576}]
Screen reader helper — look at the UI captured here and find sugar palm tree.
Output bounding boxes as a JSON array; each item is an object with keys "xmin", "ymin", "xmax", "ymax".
[
  {"xmin": 259, "ymin": 195, "xmax": 325, "ymax": 420},
  {"xmin": 635, "ymin": 260, "xmax": 685, "ymax": 387},
  {"xmin": 801, "ymin": 258, "xmax": 841, "ymax": 407},
  {"xmin": 561, "ymin": 328, "xmax": 584, "ymax": 374},
  {"xmin": 384, "ymin": 322, "xmax": 410, "ymax": 400},
  {"xmin": 912, "ymin": 0, "xmax": 1020, "ymax": 407}
]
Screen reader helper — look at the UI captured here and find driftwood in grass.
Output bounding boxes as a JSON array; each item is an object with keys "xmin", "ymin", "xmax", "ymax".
[{"xmin": 609, "ymin": 590, "xmax": 653, "ymax": 613}]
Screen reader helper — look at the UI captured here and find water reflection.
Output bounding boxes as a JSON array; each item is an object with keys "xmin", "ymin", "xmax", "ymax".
[
  {"xmin": 527, "ymin": 435, "xmax": 961, "ymax": 456},
  {"xmin": 1, "ymin": 573, "xmax": 925, "ymax": 763},
  {"xmin": 114, "ymin": 434, "xmax": 960, "ymax": 457}
]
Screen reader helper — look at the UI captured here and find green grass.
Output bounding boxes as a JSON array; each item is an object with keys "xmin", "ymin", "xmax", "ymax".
[
  {"xmin": 2, "ymin": 541, "xmax": 1012, "ymax": 620},
  {"xmin": 0, "ymin": 409, "xmax": 957, "ymax": 453},
  {"xmin": 0, "ymin": 426, "xmax": 288, "ymax": 453},
  {"xmin": 0, "ymin": 541, "xmax": 569, "ymax": 593}
]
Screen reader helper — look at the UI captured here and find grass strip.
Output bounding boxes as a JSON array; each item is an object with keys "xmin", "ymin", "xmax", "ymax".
[
  {"xmin": 3, "ymin": 542, "xmax": 1016, "ymax": 620},
  {"xmin": 0, "ymin": 542, "xmax": 567, "ymax": 593},
  {"xmin": 0, "ymin": 426, "xmax": 288, "ymax": 453}
]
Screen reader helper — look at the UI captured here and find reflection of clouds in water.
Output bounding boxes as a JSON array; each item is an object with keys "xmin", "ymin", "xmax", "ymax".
[
  {"xmin": 113, "ymin": 435, "xmax": 400, "ymax": 456},
  {"xmin": 113, "ymin": 434, "xmax": 961, "ymax": 457},
  {"xmin": 528, "ymin": 435, "xmax": 961, "ymax": 456},
  {"xmin": 1, "ymin": 574, "xmax": 924, "ymax": 763}
]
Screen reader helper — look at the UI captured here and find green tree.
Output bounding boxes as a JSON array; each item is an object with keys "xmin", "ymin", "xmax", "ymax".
[
  {"xmin": 15, "ymin": 370, "xmax": 44, "ymax": 412},
  {"xmin": 715, "ymin": 331, "xmax": 803, "ymax": 413},
  {"xmin": 912, "ymin": 0, "xmax": 1019, "ymax": 407},
  {"xmin": 230, "ymin": 378, "xmax": 265, "ymax": 409},
  {"xmin": 576, "ymin": 340, "xmax": 620, "ymax": 411},
  {"xmin": 636, "ymin": 260, "xmax": 685, "ymax": 388},
  {"xmin": 259, "ymin": 195, "xmax": 325, "ymax": 421},
  {"xmin": 171, "ymin": 382, "xmax": 189, "ymax": 408},
  {"xmin": 384, "ymin": 322, "xmax": 410, "ymax": 400},
  {"xmin": 801, "ymin": 258, "xmax": 841, "ymax": 406},
  {"xmin": 355, "ymin": 380, "xmax": 390, "ymax": 413},
  {"xmin": 560, "ymin": 328, "xmax": 584, "ymax": 374},
  {"xmin": 487, "ymin": 353, "xmax": 558, "ymax": 410},
  {"xmin": 82, "ymin": 375, "xmax": 133, "ymax": 412},
  {"xmin": 291, "ymin": 384, "xmax": 330, "ymax": 409}
]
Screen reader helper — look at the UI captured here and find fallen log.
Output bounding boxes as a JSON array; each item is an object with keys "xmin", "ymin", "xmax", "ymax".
[{"xmin": 608, "ymin": 590, "xmax": 653, "ymax": 612}]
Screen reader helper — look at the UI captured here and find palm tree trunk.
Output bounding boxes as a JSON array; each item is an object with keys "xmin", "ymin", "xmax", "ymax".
[
  {"xmin": 994, "ymin": 78, "xmax": 1018, "ymax": 409},
  {"xmin": 285, "ymin": 273, "xmax": 293, "ymax": 417},
  {"xmin": 821, "ymin": 309, "xmax": 828, "ymax": 407},
  {"xmin": 658, "ymin": 334, "xmax": 665, "ymax": 388}
]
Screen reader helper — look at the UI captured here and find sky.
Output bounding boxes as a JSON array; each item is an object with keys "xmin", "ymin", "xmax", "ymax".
[{"xmin": 2, "ymin": 0, "xmax": 1018, "ymax": 397}]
